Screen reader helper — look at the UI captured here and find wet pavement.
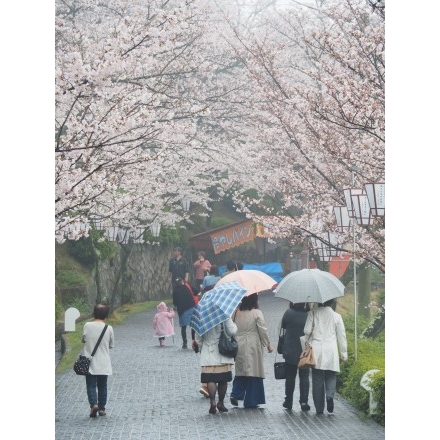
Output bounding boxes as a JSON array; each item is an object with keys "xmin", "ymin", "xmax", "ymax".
[{"xmin": 55, "ymin": 292, "xmax": 385, "ymax": 439}]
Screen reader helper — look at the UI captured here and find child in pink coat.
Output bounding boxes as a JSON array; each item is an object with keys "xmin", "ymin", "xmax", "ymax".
[{"xmin": 153, "ymin": 302, "xmax": 175, "ymax": 347}]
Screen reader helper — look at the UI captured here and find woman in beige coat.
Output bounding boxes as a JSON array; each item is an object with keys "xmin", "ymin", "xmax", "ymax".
[{"xmin": 229, "ymin": 293, "xmax": 273, "ymax": 408}]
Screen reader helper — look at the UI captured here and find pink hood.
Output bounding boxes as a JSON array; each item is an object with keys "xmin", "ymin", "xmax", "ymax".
[{"xmin": 157, "ymin": 302, "xmax": 168, "ymax": 312}]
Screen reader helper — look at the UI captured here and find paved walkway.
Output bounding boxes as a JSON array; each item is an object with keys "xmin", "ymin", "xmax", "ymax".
[{"xmin": 55, "ymin": 293, "xmax": 385, "ymax": 440}]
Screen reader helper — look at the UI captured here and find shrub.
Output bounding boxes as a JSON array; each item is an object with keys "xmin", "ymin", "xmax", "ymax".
[
  {"xmin": 56, "ymin": 271, "xmax": 88, "ymax": 287},
  {"xmin": 67, "ymin": 232, "xmax": 117, "ymax": 266},
  {"xmin": 66, "ymin": 297, "xmax": 91, "ymax": 315},
  {"xmin": 55, "ymin": 296, "xmax": 64, "ymax": 321},
  {"xmin": 338, "ymin": 318, "xmax": 385, "ymax": 426},
  {"xmin": 370, "ymin": 371, "xmax": 385, "ymax": 425}
]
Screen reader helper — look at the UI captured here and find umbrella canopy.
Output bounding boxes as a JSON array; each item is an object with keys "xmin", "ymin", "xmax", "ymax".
[
  {"xmin": 215, "ymin": 269, "xmax": 278, "ymax": 296},
  {"xmin": 190, "ymin": 281, "xmax": 247, "ymax": 336},
  {"xmin": 274, "ymin": 268, "xmax": 345, "ymax": 304}
]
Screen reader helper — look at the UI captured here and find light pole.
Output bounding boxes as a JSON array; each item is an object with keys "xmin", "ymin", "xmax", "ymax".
[
  {"xmin": 342, "ymin": 170, "xmax": 363, "ymax": 361},
  {"xmin": 335, "ymin": 176, "xmax": 385, "ymax": 361}
]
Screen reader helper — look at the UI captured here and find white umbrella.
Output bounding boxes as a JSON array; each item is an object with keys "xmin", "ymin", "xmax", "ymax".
[{"xmin": 274, "ymin": 268, "xmax": 345, "ymax": 304}]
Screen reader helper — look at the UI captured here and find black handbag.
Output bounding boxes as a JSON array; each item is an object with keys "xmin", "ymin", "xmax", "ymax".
[
  {"xmin": 274, "ymin": 361, "xmax": 286, "ymax": 380},
  {"xmin": 73, "ymin": 355, "xmax": 91, "ymax": 375},
  {"xmin": 277, "ymin": 326, "xmax": 285, "ymax": 354},
  {"xmin": 218, "ymin": 322, "xmax": 238, "ymax": 358},
  {"xmin": 74, "ymin": 325, "xmax": 108, "ymax": 375},
  {"xmin": 274, "ymin": 334, "xmax": 286, "ymax": 380}
]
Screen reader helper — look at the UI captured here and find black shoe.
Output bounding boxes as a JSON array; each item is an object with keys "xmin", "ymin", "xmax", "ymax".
[
  {"xmin": 217, "ymin": 402, "xmax": 229, "ymax": 413},
  {"xmin": 300, "ymin": 403, "xmax": 311, "ymax": 411},
  {"xmin": 327, "ymin": 398, "xmax": 334, "ymax": 413},
  {"xmin": 282, "ymin": 401, "xmax": 292, "ymax": 410},
  {"xmin": 182, "ymin": 342, "xmax": 188, "ymax": 349},
  {"xmin": 317, "ymin": 411, "xmax": 324, "ymax": 415},
  {"xmin": 230, "ymin": 397, "xmax": 239, "ymax": 406}
]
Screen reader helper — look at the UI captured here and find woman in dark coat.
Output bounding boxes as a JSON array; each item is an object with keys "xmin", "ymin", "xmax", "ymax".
[
  {"xmin": 172, "ymin": 277, "xmax": 196, "ymax": 349},
  {"xmin": 280, "ymin": 302, "xmax": 311, "ymax": 411}
]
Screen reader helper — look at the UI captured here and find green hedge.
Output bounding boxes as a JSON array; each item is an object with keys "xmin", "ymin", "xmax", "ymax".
[{"xmin": 338, "ymin": 318, "xmax": 385, "ymax": 426}]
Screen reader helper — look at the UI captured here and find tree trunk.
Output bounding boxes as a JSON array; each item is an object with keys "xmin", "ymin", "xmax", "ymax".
[
  {"xmin": 361, "ymin": 307, "xmax": 385, "ymax": 338},
  {"xmin": 358, "ymin": 262, "xmax": 371, "ymax": 318},
  {"xmin": 109, "ymin": 245, "xmax": 132, "ymax": 311}
]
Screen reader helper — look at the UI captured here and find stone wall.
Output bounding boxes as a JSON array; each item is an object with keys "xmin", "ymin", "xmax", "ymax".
[
  {"xmin": 94, "ymin": 244, "xmax": 173, "ymax": 305},
  {"xmin": 57, "ymin": 243, "xmax": 175, "ymax": 310}
]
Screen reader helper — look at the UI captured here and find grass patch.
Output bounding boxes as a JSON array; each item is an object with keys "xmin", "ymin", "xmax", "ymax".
[{"xmin": 56, "ymin": 300, "xmax": 166, "ymax": 374}]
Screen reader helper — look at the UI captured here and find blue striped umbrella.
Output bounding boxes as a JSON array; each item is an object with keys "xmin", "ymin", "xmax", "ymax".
[{"xmin": 190, "ymin": 281, "xmax": 247, "ymax": 336}]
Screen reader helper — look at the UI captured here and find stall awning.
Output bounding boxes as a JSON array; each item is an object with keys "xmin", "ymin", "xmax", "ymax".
[
  {"xmin": 328, "ymin": 254, "xmax": 352, "ymax": 278},
  {"xmin": 189, "ymin": 219, "xmax": 267, "ymax": 254}
]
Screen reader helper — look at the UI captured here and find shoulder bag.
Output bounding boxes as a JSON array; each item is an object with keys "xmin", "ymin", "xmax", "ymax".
[
  {"xmin": 218, "ymin": 322, "xmax": 238, "ymax": 358},
  {"xmin": 73, "ymin": 325, "xmax": 108, "ymax": 375},
  {"xmin": 298, "ymin": 312, "xmax": 316, "ymax": 369}
]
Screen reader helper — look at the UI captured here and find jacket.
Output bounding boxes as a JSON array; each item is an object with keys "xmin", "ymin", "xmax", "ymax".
[
  {"xmin": 153, "ymin": 302, "xmax": 175, "ymax": 338},
  {"xmin": 303, "ymin": 306, "xmax": 348, "ymax": 372},
  {"xmin": 202, "ymin": 274, "xmax": 221, "ymax": 291},
  {"xmin": 193, "ymin": 259, "xmax": 211, "ymax": 280},
  {"xmin": 169, "ymin": 257, "xmax": 190, "ymax": 284},
  {"xmin": 195, "ymin": 317, "xmax": 237, "ymax": 366},
  {"xmin": 82, "ymin": 321, "xmax": 115, "ymax": 375},
  {"xmin": 281, "ymin": 307, "xmax": 308, "ymax": 365},
  {"xmin": 172, "ymin": 283, "xmax": 196, "ymax": 316},
  {"xmin": 233, "ymin": 308, "xmax": 271, "ymax": 378}
]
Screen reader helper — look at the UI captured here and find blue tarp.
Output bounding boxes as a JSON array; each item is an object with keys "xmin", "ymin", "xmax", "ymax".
[{"xmin": 218, "ymin": 262, "xmax": 284, "ymax": 283}]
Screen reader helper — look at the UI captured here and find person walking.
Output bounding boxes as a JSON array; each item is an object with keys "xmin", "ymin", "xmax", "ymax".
[
  {"xmin": 221, "ymin": 260, "xmax": 237, "ymax": 278},
  {"xmin": 193, "ymin": 251, "xmax": 211, "ymax": 292},
  {"xmin": 172, "ymin": 277, "xmax": 197, "ymax": 349},
  {"xmin": 82, "ymin": 304, "xmax": 115, "ymax": 417},
  {"xmin": 230, "ymin": 293, "xmax": 273, "ymax": 408},
  {"xmin": 280, "ymin": 302, "xmax": 311, "ymax": 411},
  {"xmin": 303, "ymin": 299, "xmax": 348, "ymax": 415},
  {"xmin": 169, "ymin": 246, "xmax": 190, "ymax": 293},
  {"xmin": 201, "ymin": 264, "xmax": 221, "ymax": 294},
  {"xmin": 196, "ymin": 264, "xmax": 222, "ymax": 398},
  {"xmin": 153, "ymin": 302, "xmax": 175, "ymax": 347},
  {"xmin": 192, "ymin": 317, "xmax": 238, "ymax": 414}
]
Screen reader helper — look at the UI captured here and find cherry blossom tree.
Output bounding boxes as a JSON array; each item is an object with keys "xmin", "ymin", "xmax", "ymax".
[
  {"xmin": 213, "ymin": 0, "xmax": 385, "ymax": 270},
  {"xmin": 55, "ymin": 0, "xmax": 385, "ymax": 271},
  {"xmin": 55, "ymin": 0, "xmax": 247, "ymax": 243}
]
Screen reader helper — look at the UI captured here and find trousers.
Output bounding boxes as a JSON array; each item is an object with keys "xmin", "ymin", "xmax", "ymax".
[
  {"xmin": 284, "ymin": 362, "xmax": 310, "ymax": 406},
  {"xmin": 86, "ymin": 375, "xmax": 108, "ymax": 410},
  {"xmin": 311, "ymin": 369, "xmax": 336, "ymax": 413}
]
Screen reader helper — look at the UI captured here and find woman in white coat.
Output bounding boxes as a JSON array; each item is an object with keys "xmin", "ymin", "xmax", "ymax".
[
  {"xmin": 303, "ymin": 299, "xmax": 347, "ymax": 415},
  {"xmin": 192, "ymin": 317, "xmax": 237, "ymax": 414},
  {"xmin": 82, "ymin": 304, "xmax": 115, "ymax": 417}
]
